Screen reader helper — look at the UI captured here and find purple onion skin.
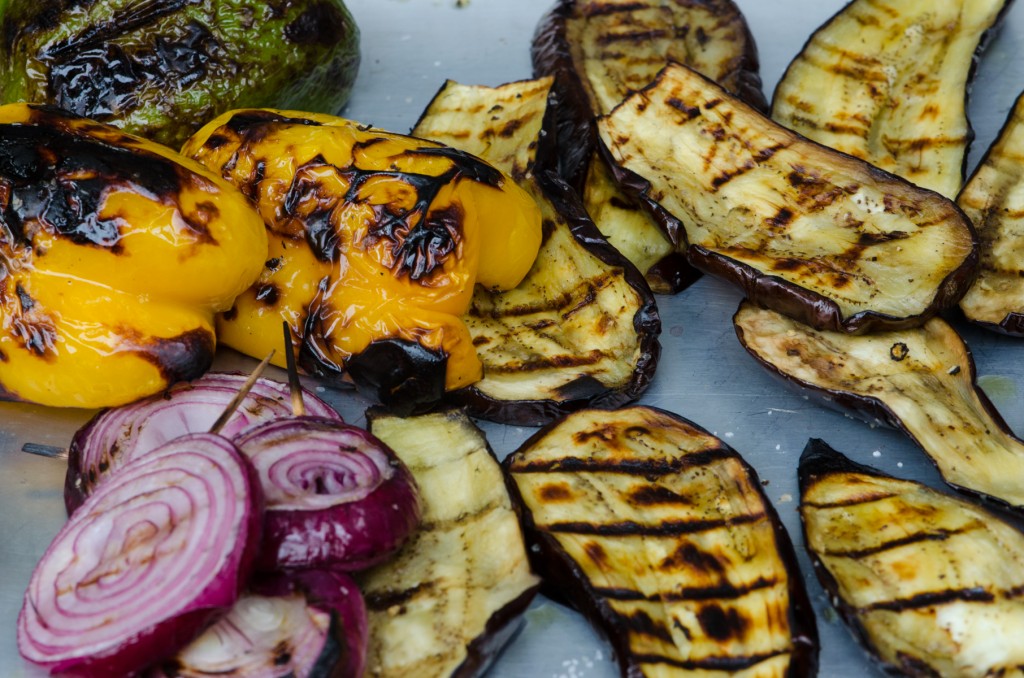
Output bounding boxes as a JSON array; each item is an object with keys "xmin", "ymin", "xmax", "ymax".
[
  {"xmin": 65, "ymin": 373, "xmax": 341, "ymax": 515},
  {"xmin": 254, "ymin": 570, "xmax": 369, "ymax": 678},
  {"xmin": 234, "ymin": 417, "xmax": 422, "ymax": 573},
  {"xmin": 19, "ymin": 434, "xmax": 264, "ymax": 678}
]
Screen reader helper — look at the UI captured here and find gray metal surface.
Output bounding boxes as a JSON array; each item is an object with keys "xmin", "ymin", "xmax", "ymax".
[{"xmin": 1, "ymin": 0, "xmax": 1022, "ymax": 675}]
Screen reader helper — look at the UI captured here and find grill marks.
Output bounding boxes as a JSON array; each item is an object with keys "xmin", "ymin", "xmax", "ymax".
[
  {"xmin": 734, "ymin": 301, "xmax": 1024, "ymax": 509},
  {"xmin": 507, "ymin": 407, "xmax": 810, "ymax": 676},
  {"xmin": 600, "ymin": 62, "xmax": 977, "ymax": 331},
  {"xmin": 771, "ymin": 0, "xmax": 1009, "ymax": 198},
  {"xmin": 799, "ymin": 441, "xmax": 1024, "ymax": 675}
]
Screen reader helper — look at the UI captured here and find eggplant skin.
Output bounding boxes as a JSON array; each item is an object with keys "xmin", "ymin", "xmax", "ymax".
[
  {"xmin": 733, "ymin": 300, "xmax": 1024, "ymax": 511},
  {"xmin": 532, "ymin": 0, "xmax": 767, "ymax": 294},
  {"xmin": 958, "ymin": 91, "xmax": 1024, "ymax": 336},
  {"xmin": 599, "ymin": 62, "xmax": 978, "ymax": 334},
  {"xmin": 504, "ymin": 406, "xmax": 818, "ymax": 677},
  {"xmin": 771, "ymin": 0, "xmax": 1013, "ymax": 199},
  {"xmin": 412, "ymin": 77, "xmax": 661, "ymax": 426},
  {"xmin": 0, "ymin": 0, "xmax": 360, "ymax": 148},
  {"xmin": 798, "ymin": 439, "xmax": 1024, "ymax": 677},
  {"xmin": 359, "ymin": 408, "xmax": 540, "ymax": 678}
]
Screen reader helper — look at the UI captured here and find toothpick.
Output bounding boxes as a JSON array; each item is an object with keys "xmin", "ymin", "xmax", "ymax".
[{"xmin": 208, "ymin": 349, "xmax": 275, "ymax": 434}]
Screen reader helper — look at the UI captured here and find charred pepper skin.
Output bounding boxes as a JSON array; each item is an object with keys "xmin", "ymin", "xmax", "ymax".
[
  {"xmin": 183, "ymin": 109, "xmax": 542, "ymax": 412},
  {"xmin": 0, "ymin": 104, "xmax": 268, "ymax": 408},
  {"xmin": 0, "ymin": 0, "xmax": 360, "ymax": 149}
]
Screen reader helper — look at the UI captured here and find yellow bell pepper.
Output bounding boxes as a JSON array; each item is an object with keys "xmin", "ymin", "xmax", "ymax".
[
  {"xmin": 0, "ymin": 104, "xmax": 268, "ymax": 408},
  {"xmin": 183, "ymin": 109, "xmax": 542, "ymax": 402}
]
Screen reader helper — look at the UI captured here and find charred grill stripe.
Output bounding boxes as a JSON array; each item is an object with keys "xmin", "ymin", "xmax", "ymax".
[
  {"xmin": 820, "ymin": 526, "xmax": 977, "ymax": 559},
  {"xmin": 711, "ymin": 159, "xmax": 756, "ymax": 190},
  {"xmin": 801, "ymin": 491, "xmax": 898, "ymax": 509},
  {"xmin": 862, "ymin": 587, "xmax": 995, "ymax": 613},
  {"xmin": 544, "ymin": 511, "xmax": 767, "ymax": 537},
  {"xmin": 633, "ymin": 649, "xmax": 789, "ymax": 672},
  {"xmin": 363, "ymin": 582, "xmax": 431, "ymax": 610},
  {"xmin": 595, "ymin": 576, "xmax": 779, "ymax": 602},
  {"xmin": 471, "ymin": 273, "xmax": 616, "ymax": 318},
  {"xmin": 581, "ymin": 2, "xmax": 651, "ymax": 18},
  {"xmin": 510, "ymin": 446, "xmax": 735, "ymax": 474},
  {"xmin": 485, "ymin": 349, "xmax": 610, "ymax": 374},
  {"xmin": 596, "ymin": 29, "xmax": 671, "ymax": 46}
]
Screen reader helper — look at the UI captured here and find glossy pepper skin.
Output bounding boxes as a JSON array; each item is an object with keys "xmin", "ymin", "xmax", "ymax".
[
  {"xmin": 183, "ymin": 109, "xmax": 543, "ymax": 412},
  {"xmin": 0, "ymin": 0, "xmax": 360, "ymax": 148},
  {"xmin": 0, "ymin": 104, "xmax": 268, "ymax": 408}
]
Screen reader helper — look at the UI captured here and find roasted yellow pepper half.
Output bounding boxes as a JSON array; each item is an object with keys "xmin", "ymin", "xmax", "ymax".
[
  {"xmin": 0, "ymin": 104, "xmax": 268, "ymax": 408},
  {"xmin": 183, "ymin": 109, "xmax": 542, "ymax": 409}
]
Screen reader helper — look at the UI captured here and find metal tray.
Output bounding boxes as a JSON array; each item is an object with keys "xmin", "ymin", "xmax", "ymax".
[{"xmin": 2, "ymin": 0, "xmax": 1023, "ymax": 675}]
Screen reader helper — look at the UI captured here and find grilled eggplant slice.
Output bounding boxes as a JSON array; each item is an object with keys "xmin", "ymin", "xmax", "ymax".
[
  {"xmin": 533, "ymin": 0, "xmax": 766, "ymax": 293},
  {"xmin": 359, "ymin": 408, "xmax": 540, "ymax": 678},
  {"xmin": 772, "ymin": 0, "xmax": 1012, "ymax": 198},
  {"xmin": 412, "ymin": 77, "xmax": 660, "ymax": 425},
  {"xmin": 734, "ymin": 300, "xmax": 1024, "ymax": 509},
  {"xmin": 504, "ymin": 406, "xmax": 818, "ymax": 677},
  {"xmin": 799, "ymin": 439, "xmax": 1024, "ymax": 676},
  {"xmin": 599, "ymin": 62, "xmax": 978, "ymax": 333},
  {"xmin": 958, "ymin": 91, "xmax": 1024, "ymax": 335}
]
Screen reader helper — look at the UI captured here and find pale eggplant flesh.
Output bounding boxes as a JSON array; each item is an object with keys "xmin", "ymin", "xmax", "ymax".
[
  {"xmin": 504, "ymin": 406, "xmax": 818, "ymax": 677},
  {"xmin": 358, "ymin": 408, "xmax": 540, "ymax": 678},
  {"xmin": 533, "ymin": 0, "xmax": 767, "ymax": 293},
  {"xmin": 599, "ymin": 62, "xmax": 978, "ymax": 333},
  {"xmin": 734, "ymin": 299, "xmax": 1024, "ymax": 510},
  {"xmin": 412, "ymin": 77, "xmax": 660, "ymax": 426},
  {"xmin": 958, "ymin": 90, "xmax": 1024, "ymax": 335},
  {"xmin": 772, "ymin": 0, "xmax": 1013, "ymax": 199},
  {"xmin": 799, "ymin": 439, "xmax": 1024, "ymax": 676}
]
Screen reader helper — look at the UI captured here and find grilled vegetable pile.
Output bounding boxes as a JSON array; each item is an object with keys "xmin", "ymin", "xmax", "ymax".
[
  {"xmin": 0, "ymin": 0, "xmax": 361, "ymax": 148},
  {"xmin": 799, "ymin": 439, "xmax": 1024, "ymax": 675},
  {"xmin": 504, "ymin": 406, "xmax": 818, "ymax": 677},
  {"xmin": 182, "ymin": 109, "xmax": 543, "ymax": 413},
  {"xmin": 598, "ymin": 62, "xmax": 978, "ymax": 333},
  {"xmin": 772, "ymin": 0, "xmax": 1012, "ymax": 198},
  {"xmin": 734, "ymin": 300, "xmax": 1024, "ymax": 510},
  {"xmin": 533, "ymin": 0, "xmax": 766, "ymax": 293},
  {"xmin": 413, "ymin": 77, "xmax": 660, "ymax": 425},
  {"xmin": 361, "ymin": 408, "xmax": 540, "ymax": 678},
  {"xmin": 958, "ymin": 91, "xmax": 1024, "ymax": 334},
  {"xmin": 0, "ymin": 104, "xmax": 267, "ymax": 408}
]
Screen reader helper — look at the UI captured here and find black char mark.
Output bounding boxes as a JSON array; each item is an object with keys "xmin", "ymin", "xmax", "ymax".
[
  {"xmin": 41, "ymin": 0, "xmax": 219, "ymax": 120},
  {"xmin": 131, "ymin": 326, "xmax": 215, "ymax": 384},
  {"xmin": 284, "ymin": 0, "xmax": 347, "ymax": 46},
  {"xmin": 0, "ymin": 113, "xmax": 213, "ymax": 249}
]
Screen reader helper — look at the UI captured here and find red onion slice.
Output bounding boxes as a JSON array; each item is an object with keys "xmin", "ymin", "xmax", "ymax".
[
  {"xmin": 150, "ymin": 571, "xmax": 368, "ymax": 678},
  {"xmin": 19, "ymin": 433, "xmax": 263, "ymax": 677},
  {"xmin": 235, "ymin": 417, "xmax": 421, "ymax": 572},
  {"xmin": 66, "ymin": 373, "xmax": 341, "ymax": 513}
]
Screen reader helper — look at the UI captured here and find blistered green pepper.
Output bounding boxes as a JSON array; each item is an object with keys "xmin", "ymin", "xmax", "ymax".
[{"xmin": 0, "ymin": 0, "xmax": 360, "ymax": 148}]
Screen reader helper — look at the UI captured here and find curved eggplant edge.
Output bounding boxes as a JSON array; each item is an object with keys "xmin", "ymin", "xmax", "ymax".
[
  {"xmin": 734, "ymin": 299, "xmax": 1024, "ymax": 515},
  {"xmin": 770, "ymin": 0, "xmax": 1017, "ymax": 192},
  {"xmin": 448, "ymin": 168, "xmax": 662, "ymax": 426},
  {"xmin": 531, "ymin": 0, "xmax": 768, "ymax": 294},
  {"xmin": 502, "ymin": 405, "xmax": 820, "ymax": 677},
  {"xmin": 599, "ymin": 63, "xmax": 980, "ymax": 333}
]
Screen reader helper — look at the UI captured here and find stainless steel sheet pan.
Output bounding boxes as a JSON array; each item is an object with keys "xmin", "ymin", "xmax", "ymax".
[{"xmin": 2, "ymin": 0, "xmax": 1023, "ymax": 675}]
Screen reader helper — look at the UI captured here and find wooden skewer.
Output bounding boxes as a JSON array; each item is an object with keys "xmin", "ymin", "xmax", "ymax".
[
  {"xmin": 283, "ymin": 321, "xmax": 306, "ymax": 417},
  {"xmin": 208, "ymin": 349, "xmax": 276, "ymax": 434},
  {"xmin": 21, "ymin": 443, "xmax": 68, "ymax": 459}
]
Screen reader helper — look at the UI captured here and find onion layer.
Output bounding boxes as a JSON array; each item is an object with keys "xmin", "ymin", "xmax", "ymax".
[
  {"xmin": 18, "ymin": 433, "xmax": 263, "ymax": 677},
  {"xmin": 235, "ymin": 417, "xmax": 421, "ymax": 572},
  {"xmin": 150, "ymin": 570, "xmax": 367, "ymax": 678},
  {"xmin": 66, "ymin": 372, "xmax": 341, "ymax": 513}
]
